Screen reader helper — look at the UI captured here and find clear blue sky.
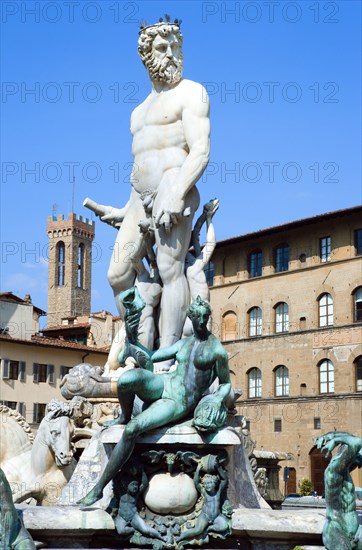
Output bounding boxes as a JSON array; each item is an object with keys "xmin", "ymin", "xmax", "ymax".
[{"xmin": 1, "ymin": 0, "xmax": 361, "ymax": 323}]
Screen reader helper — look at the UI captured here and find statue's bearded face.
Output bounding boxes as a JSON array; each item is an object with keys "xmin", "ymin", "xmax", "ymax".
[
  {"xmin": 138, "ymin": 26, "xmax": 183, "ymax": 85},
  {"xmin": 149, "ymin": 33, "xmax": 183, "ymax": 84}
]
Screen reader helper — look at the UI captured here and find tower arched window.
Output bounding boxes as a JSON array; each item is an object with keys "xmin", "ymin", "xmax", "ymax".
[
  {"xmin": 274, "ymin": 365, "xmax": 289, "ymax": 396},
  {"xmin": 78, "ymin": 244, "xmax": 84, "ymax": 288},
  {"xmin": 248, "ymin": 368, "xmax": 262, "ymax": 398},
  {"xmin": 353, "ymin": 287, "xmax": 362, "ymax": 322},
  {"xmin": 249, "ymin": 307, "xmax": 262, "ymax": 337},
  {"xmin": 318, "ymin": 293, "xmax": 333, "ymax": 327},
  {"xmin": 56, "ymin": 242, "xmax": 65, "ymax": 287},
  {"xmin": 319, "ymin": 359, "xmax": 334, "ymax": 394},
  {"xmin": 275, "ymin": 302, "xmax": 289, "ymax": 333}
]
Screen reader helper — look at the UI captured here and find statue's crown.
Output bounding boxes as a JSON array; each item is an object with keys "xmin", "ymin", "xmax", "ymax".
[{"xmin": 139, "ymin": 14, "xmax": 182, "ymax": 34}]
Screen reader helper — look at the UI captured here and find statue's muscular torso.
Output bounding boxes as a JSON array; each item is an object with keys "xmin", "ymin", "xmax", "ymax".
[
  {"xmin": 130, "ymin": 79, "xmax": 196, "ymax": 196},
  {"xmin": 161, "ymin": 335, "xmax": 224, "ymax": 412}
]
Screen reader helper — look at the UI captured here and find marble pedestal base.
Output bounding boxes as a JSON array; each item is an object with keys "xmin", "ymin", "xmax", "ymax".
[{"xmin": 20, "ymin": 506, "xmax": 325, "ymax": 549}]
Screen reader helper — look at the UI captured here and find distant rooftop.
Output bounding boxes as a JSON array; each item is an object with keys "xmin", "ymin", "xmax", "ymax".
[
  {"xmin": 0, "ymin": 333, "xmax": 109, "ymax": 353},
  {"xmin": 0, "ymin": 292, "xmax": 46, "ymax": 315}
]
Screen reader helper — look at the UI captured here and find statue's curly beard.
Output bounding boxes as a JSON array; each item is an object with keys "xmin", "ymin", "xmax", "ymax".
[{"xmin": 146, "ymin": 54, "xmax": 183, "ymax": 84}]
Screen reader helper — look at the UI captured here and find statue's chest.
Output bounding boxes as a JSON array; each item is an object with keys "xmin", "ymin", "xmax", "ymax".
[
  {"xmin": 142, "ymin": 94, "xmax": 182, "ymax": 127},
  {"xmin": 185, "ymin": 340, "xmax": 211, "ymax": 371}
]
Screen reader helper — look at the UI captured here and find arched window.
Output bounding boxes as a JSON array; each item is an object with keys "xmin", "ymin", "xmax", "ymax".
[
  {"xmin": 275, "ymin": 302, "xmax": 289, "ymax": 333},
  {"xmin": 318, "ymin": 293, "xmax": 333, "ymax": 327},
  {"xmin": 77, "ymin": 244, "xmax": 84, "ymax": 288},
  {"xmin": 319, "ymin": 359, "xmax": 334, "ymax": 394},
  {"xmin": 248, "ymin": 249, "xmax": 262, "ymax": 278},
  {"xmin": 275, "ymin": 365, "xmax": 289, "ymax": 396},
  {"xmin": 354, "ymin": 356, "xmax": 362, "ymax": 392},
  {"xmin": 275, "ymin": 243, "xmax": 289, "ymax": 272},
  {"xmin": 248, "ymin": 368, "xmax": 262, "ymax": 398},
  {"xmin": 353, "ymin": 287, "xmax": 362, "ymax": 322},
  {"xmin": 222, "ymin": 311, "xmax": 237, "ymax": 341},
  {"xmin": 249, "ymin": 307, "xmax": 262, "ymax": 336},
  {"xmin": 56, "ymin": 242, "xmax": 65, "ymax": 287}
]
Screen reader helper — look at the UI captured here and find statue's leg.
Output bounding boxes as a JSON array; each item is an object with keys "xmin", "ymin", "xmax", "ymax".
[
  {"xmin": 177, "ymin": 513, "xmax": 209, "ymax": 542},
  {"xmin": 105, "ymin": 199, "xmax": 147, "ymax": 369},
  {"xmin": 115, "ymin": 515, "xmax": 133, "ymax": 536},
  {"xmin": 107, "ymin": 199, "xmax": 146, "ymax": 305},
  {"xmin": 154, "ymin": 187, "xmax": 200, "ymax": 362},
  {"xmin": 79, "ymin": 396, "xmax": 178, "ymax": 507},
  {"xmin": 106, "ymin": 368, "xmax": 164, "ymax": 426},
  {"xmin": 132, "ymin": 514, "xmax": 164, "ymax": 540},
  {"xmin": 207, "ymin": 514, "xmax": 229, "ymax": 533}
]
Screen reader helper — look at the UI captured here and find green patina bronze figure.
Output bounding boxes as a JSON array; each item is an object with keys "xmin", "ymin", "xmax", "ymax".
[
  {"xmin": 115, "ymin": 470, "xmax": 163, "ymax": 541},
  {"xmin": 316, "ymin": 432, "xmax": 362, "ymax": 550},
  {"xmin": 177, "ymin": 460, "xmax": 231, "ymax": 544},
  {"xmin": 78, "ymin": 293, "xmax": 233, "ymax": 507},
  {"xmin": 0, "ymin": 468, "xmax": 36, "ymax": 550}
]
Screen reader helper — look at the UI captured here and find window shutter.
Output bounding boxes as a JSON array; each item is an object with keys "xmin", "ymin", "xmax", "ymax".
[
  {"xmin": 48, "ymin": 364, "xmax": 55, "ymax": 384},
  {"xmin": 2, "ymin": 359, "xmax": 10, "ymax": 379},
  {"xmin": 18, "ymin": 402, "xmax": 25, "ymax": 417},
  {"xmin": 33, "ymin": 363, "xmax": 39, "ymax": 383},
  {"xmin": 33, "ymin": 403, "xmax": 39, "ymax": 423},
  {"xmin": 19, "ymin": 362, "xmax": 26, "ymax": 382},
  {"xmin": 60, "ymin": 365, "xmax": 69, "ymax": 379}
]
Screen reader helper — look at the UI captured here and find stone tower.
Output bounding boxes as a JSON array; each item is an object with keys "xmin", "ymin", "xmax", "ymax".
[{"xmin": 47, "ymin": 213, "xmax": 95, "ymax": 327}]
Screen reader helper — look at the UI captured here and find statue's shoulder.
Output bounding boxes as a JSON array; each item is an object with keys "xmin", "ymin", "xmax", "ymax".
[
  {"xmin": 179, "ymin": 79, "xmax": 209, "ymax": 97},
  {"xmin": 130, "ymin": 92, "xmax": 152, "ymax": 120},
  {"xmin": 209, "ymin": 335, "xmax": 228, "ymax": 357},
  {"xmin": 177, "ymin": 79, "xmax": 209, "ymax": 114}
]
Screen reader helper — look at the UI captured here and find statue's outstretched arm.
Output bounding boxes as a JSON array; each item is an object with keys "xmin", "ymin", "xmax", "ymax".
[
  {"xmin": 140, "ymin": 470, "xmax": 148, "ymax": 493},
  {"xmin": 84, "ymin": 188, "xmax": 137, "ymax": 227},
  {"xmin": 215, "ymin": 348, "xmax": 234, "ymax": 408},
  {"xmin": 218, "ymin": 466, "xmax": 228, "ymax": 492},
  {"xmin": 177, "ymin": 87, "xmax": 210, "ymax": 199},
  {"xmin": 190, "ymin": 210, "xmax": 206, "ymax": 257},
  {"xmin": 151, "ymin": 339, "xmax": 183, "ymax": 364},
  {"xmin": 194, "ymin": 463, "xmax": 202, "ymax": 492},
  {"xmin": 202, "ymin": 219, "xmax": 216, "ymax": 266},
  {"xmin": 201, "ymin": 199, "xmax": 219, "ymax": 265}
]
